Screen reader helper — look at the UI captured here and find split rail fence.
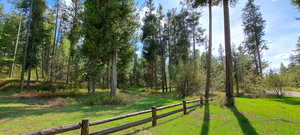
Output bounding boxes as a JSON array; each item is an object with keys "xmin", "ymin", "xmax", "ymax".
[{"xmin": 24, "ymin": 97, "xmax": 212, "ymax": 135}]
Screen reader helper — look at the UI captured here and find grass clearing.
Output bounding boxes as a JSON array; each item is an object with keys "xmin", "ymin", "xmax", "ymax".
[
  {"xmin": 148, "ymin": 97, "xmax": 300, "ymax": 135},
  {"xmin": 0, "ymin": 86, "xmax": 300, "ymax": 135}
]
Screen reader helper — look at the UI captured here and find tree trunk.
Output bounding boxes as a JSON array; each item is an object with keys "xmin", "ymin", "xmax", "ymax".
[
  {"xmin": 253, "ymin": 51, "xmax": 259, "ymax": 75},
  {"xmin": 255, "ymin": 36, "xmax": 263, "ymax": 76},
  {"xmin": 154, "ymin": 60, "xmax": 158, "ymax": 90},
  {"xmin": 110, "ymin": 50, "xmax": 117, "ymax": 96},
  {"xmin": 87, "ymin": 76, "xmax": 91, "ymax": 93},
  {"xmin": 107, "ymin": 63, "xmax": 110, "ymax": 89},
  {"xmin": 41, "ymin": 47, "xmax": 45, "ymax": 79},
  {"xmin": 233, "ymin": 53, "xmax": 240, "ymax": 96},
  {"xmin": 205, "ymin": 0, "xmax": 213, "ymax": 101},
  {"xmin": 35, "ymin": 68, "xmax": 39, "ymax": 81},
  {"xmin": 192, "ymin": 21, "xmax": 196, "ymax": 72},
  {"xmin": 27, "ymin": 67, "xmax": 31, "ymax": 87},
  {"xmin": 10, "ymin": 13, "xmax": 22, "ymax": 78},
  {"xmin": 92, "ymin": 78, "xmax": 96, "ymax": 93},
  {"xmin": 66, "ymin": 57, "xmax": 71, "ymax": 84},
  {"xmin": 223, "ymin": 0, "xmax": 234, "ymax": 106},
  {"xmin": 50, "ymin": 0, "xmax": 59, "ymax": 82},
  {"xmin": 21, "ymin": 2, "xmax": 33, "ymax": 91}
]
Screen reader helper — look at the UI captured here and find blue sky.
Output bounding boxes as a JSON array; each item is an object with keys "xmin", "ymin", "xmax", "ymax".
[{"xmin": 1, "ymin": 0, "xmax": 299, "ymax": 71}]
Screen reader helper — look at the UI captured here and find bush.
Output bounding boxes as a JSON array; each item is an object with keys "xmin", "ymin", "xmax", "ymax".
[
  {"xmin": 78, "ymin": 94, "xmax": 128, "ymax": 106},
  {"xmin": 174, "ymin": 62, "xmax": 205, "ymax": 98}
]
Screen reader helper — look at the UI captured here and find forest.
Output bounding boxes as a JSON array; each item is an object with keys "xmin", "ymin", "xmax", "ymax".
[{"xmin": 0, "ymin": 0, "xmax": 300, "ymax": 135}]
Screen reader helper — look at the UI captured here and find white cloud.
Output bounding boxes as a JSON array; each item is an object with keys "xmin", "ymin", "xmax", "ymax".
[{"xmin": 64, "ymin": 0, "xmax": 72, "ymax": 6}]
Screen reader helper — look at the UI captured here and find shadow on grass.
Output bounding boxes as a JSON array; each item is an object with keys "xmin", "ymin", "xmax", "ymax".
[
  {"xmin": 270, "ymin": 97, "xmax": 300, "ymax": 105},
  {"xmin": 200, "ymin": 103, "xmax": 210, "ymax": 135},
  {"xmin": 239, "ymin": 95, "xmax": 300, "ymax": 106},
  {"xmin": 0, "ymin": 89, "xmax": 178, "ymax": 120},
  {"xmin": 125, "ymin": 107, "xmax": 199, "ymax": 135},
  {"xmin": 230, "ymin": 106, "xmax": 258, "ymax": 135}
]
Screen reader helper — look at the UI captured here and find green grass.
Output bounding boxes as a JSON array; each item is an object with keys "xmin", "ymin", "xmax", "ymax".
[
  {"xmin": 0, "ymin": 88, "xmax": 183, "ymax": 135},
  {"xmin": 148, "ymin": 97, "xmax": 300, "ymax": 135},
  {"xmin": 0, "ymin": 87, "xmax": 300, "ymax": 135}
]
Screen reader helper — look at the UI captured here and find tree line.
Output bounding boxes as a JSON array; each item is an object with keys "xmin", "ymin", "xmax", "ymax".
[{"xmin": 0, "ymin": 0, "xmax": 299, "ymax": 107}]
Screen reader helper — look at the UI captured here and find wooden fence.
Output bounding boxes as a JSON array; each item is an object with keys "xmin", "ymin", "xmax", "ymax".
[{"xmin": 24, "ymin": 97, "xmax": 212, "ymax": 135}]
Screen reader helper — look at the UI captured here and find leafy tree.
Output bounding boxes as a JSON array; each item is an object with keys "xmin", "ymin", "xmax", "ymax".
[
  {"xmin": 242, "ymin": 0, "xmax": 267, "ymax": 76},
  {"xmin": 191, "ymin": 0, "xmax": 221, "ymax": 102},
  {"xmin": 291, "ymin": 37, "xmax": 300, "ymax": 65},
  {"xmin": 292, "ymin": 0, "xmax": 300, "ymax": 9},
  {"xmin": 66, "ymin": 0, "xmax": 82, "ymax": 86},
  {"xmin": 82, "ymin": 0, "xmax": 138, "ymax": 95},
  {"xmin": 49, "ymin": 0, "xmax": 60, "ymax": 82},
  {"xmin": 0, "ymin": 13, "xmax": 22, "ymax": 76},
  {"xmin": 25, "ymin": 0, "xmax": 47, "ymax": 85},
  {"xmin": 142, "ymin": 0, "xmax": 160, "ymax": 89}
]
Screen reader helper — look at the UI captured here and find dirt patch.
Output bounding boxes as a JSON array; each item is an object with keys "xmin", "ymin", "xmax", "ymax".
[
  {"xmin": 11, "ymin": 91, "xmax": 69, "ymax": 107},
  {"xmin": 0, "ymin": 119, "xmax": 10, "ymax": 124},
  {"xmin": 138, "ymin": 131, "xmax": 153, "ymax": 135},
  {"xmin": 45, "ymin": 98, "xmax": 68, "ymax": 107},
  {"xmin": 12, "ymin": 90, "xmax": 81, "ymax": 98}
]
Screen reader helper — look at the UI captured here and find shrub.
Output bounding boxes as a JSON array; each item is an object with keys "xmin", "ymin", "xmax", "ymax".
[
  {"xmin": 174, "ymin": 62, "xmax": 205, "ymax": 98},
  {"xmin": 78, "ymin": 94, "xmax": 128, "ymax": 106}
]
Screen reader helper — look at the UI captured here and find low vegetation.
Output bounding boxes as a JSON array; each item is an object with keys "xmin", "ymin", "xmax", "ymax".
[
  {"xmin": 1, "ymin": 86, "xmax": 299, "ymax": 135},
  {"xmin": 0, "ymin": 0, "xmax": 300, "ymax": 134}
]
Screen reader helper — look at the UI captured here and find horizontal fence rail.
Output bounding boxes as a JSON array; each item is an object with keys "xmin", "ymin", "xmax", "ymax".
[{"xmin": 23, "ymin": 97, "xmax": 212, "ymax": 135}]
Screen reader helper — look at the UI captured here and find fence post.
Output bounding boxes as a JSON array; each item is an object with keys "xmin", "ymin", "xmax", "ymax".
[
  {"xmin": 200, "ymin": 96, "xmax": 204, "ymax": 106},
  {"xmin": 151, "ymin": 106, "xmax": 157, "ymax": 127},
  {"xmin": 81, "ymin": 118, "xmax": 89, "ymax": 135},
  {"xmin": 183, "ymin": 101, "xmax": 187, "ymax": 114}
]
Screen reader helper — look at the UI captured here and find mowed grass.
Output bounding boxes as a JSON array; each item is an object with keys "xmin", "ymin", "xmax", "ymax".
[
  {"xmin": 0, "ymin": 88, "xmax": 184, "ymax": 135},
  {"xmin": 0, "ymin": 86, "xmax": 300, "ymax": 135},
  {"xmin": 148, "ymin": 97, "xmax": 300, "ymax": 135}
]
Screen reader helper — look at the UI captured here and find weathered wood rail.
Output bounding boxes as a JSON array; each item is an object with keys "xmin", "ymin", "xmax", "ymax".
[{"xmin": 23, "ymin": 97, "xmax": 212, "ymax": 135}]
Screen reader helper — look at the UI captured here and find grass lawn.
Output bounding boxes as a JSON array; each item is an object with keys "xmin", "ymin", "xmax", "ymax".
[
  {"xmin": 0, "ymin": 86, "xmax": 300, "ymax": 135},
  {"xmin": 149, "ymin": 97, "xmax": 300, "ymax": 135}
]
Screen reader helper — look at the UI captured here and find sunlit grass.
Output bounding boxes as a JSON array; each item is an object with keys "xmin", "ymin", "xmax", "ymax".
[{"xmin": 0, "ymin": 86, "xmax": 300, "ymax": 135}]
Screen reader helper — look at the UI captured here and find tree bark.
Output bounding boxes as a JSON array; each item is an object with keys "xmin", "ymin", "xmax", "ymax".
[
  {"xmin": 35, "ymin": 68, "xmax": 39, "ymax": 81},
  {"xmin": 10, "ymin": 13, "xmax": 22, "ymax": 78},
  {"xmin": 66, "ymin": 56, "xmax": 71, "ymax": 84},
  {"xmin": 253, "ymin": 51, "xmax": 259, "ymax": 75},
  {"xmin": 205, "ymin": 0, "xmax": 213, "ymax": 101},
  {"xmin": 50, "ymin": 0, "xmax": 59, "ymax": 82},
  {"xmin": 110, "ymin": 50, "xmax": 117, "ymax": 96},
  {"xmin": 233, "ymin": 52, "xmax": 240, "ymax": 96},
  {"xmin": 223, "ymin": 0, "xmax": 234, "ymax": 106},
  {"xmin": 27, "ymin": 67, "xmax": 31, "ymax": 87},
  {"xmin": 255, "ymin": 34, "xmax": 263, "ymax": 76},
  {"xmin": 21, "ymin": 2, "xmax": 33, "ymax": 91}
]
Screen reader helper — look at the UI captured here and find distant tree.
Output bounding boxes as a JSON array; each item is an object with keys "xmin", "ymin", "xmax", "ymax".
[
  {"xmin": 82, "ymin": 0, "xmax": 138, "ymax": 95},
  {"xmin": 9, "ymin": 13, "xmax": 22, "ymax": 78},
  {"xmin": 0, "ymin": 13, "xmax": 22, "ymax": 76},
  {"xmin": 292, "ymin": 0, "xmax": 300, "ymax": 9},
  {"xmin": 280, "ymin": 63, "xmax": 287, "ymax": 73},
  {"xmin": 242, "ymin": 0, "xmax": 267, "ymax": 76},
  {"xmin": 191, "ymin": 0, "xmax": 220, "ymax": 101},
  {"xmin": 267, "ymin": 70, "xmax": 285, "ymax": 97},
  {"xmin": 49, "ymin": 0, "xmax": 60, "ymax": 82},
  {"xmin": 291, "ymin": 37, "xmax": 300, "ymax": 65},
  {"xmin": 25, "ymin": 0, "xmax": 46, "ymax": 85},
  {"xmin": 141, "ymin": 0, "xmax": 160, "ymax": 89},
  {"xmin": 66, "ymin": 0, "xmax": 82, "ymax": 85},
  {"xmin": 19, "ymin": 0, "xmax": 47, "ymax": 89}
]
